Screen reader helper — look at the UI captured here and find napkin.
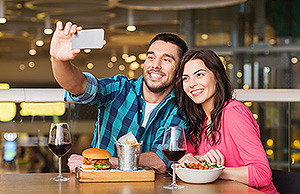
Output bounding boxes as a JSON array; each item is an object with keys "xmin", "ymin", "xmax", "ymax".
[{"xmin": 118, "ymin": 131, "xmax": 138, "ymax": 145}]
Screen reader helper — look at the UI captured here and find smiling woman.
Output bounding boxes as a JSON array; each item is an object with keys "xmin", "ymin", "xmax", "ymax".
[{"xmin": 174, "ymin": 49, "xmax": 279, "ymax": 194}]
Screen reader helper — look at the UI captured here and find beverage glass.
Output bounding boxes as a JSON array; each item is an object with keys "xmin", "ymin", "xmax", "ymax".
[
  {"xmin": 48, "ymin": 123, "xmax": 72, "ymax": 181},
  {"xmin": 162, "ymin": 126, "xmax": 186, "ymax": 189}
]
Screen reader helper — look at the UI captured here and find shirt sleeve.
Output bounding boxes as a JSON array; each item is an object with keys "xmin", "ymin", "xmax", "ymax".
[
  {"xmin": 64, "ymin": 72, "xmax": 99, "ymax": 104},
  {"xmin": 223, "ymin": 104, "xmax": 273, "ymax": 188},
  {"xmin": 64, "ymin": 73, "xmax": 129, "ymax": 107}
]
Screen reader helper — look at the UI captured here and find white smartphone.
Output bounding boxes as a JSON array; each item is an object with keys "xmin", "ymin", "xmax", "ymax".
[{"xmin": 72, "ymin": 29, "xmax": 104, "ymax": 49}]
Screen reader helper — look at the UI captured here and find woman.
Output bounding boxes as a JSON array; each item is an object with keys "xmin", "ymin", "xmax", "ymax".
[{"xmin": 174, "ymin": 49, "xmax": 278, "ymax": 193}]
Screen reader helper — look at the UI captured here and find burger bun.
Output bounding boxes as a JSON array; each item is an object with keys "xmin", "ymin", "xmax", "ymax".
[{"xmin": 82, "ymin": 148, "xmax": 111, "ymax": 159}]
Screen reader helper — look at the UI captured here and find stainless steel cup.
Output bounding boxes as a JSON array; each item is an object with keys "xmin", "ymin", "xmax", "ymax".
[{"xmin": 115, "ymin": 143, "xmax": 141, "ymax": 171}]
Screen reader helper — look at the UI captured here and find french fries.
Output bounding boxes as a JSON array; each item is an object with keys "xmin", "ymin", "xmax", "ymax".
[{"xmin": 125, "ymin": 139, "xmax": 137, "ymax": 145}]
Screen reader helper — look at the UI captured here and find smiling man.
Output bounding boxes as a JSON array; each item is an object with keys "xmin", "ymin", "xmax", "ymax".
[{"xmin": 49, "ymin": 21, "xmax": 188, "ymax": 173}]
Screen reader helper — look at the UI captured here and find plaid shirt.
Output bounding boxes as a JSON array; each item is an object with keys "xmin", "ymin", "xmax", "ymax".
[{"xmin": 65, "ymin": 72, "xmax": 186, "ymax": 165}]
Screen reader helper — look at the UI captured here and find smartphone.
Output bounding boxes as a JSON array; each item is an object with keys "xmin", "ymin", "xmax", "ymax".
[{"xmin": 72, "ymin": 29, "xmax": 104, "ymax": 49}]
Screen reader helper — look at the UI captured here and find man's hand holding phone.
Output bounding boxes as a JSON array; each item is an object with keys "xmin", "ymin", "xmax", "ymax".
[{"xmin": 50, "ymin": 21, "xmax": 82, "ymax": 62}]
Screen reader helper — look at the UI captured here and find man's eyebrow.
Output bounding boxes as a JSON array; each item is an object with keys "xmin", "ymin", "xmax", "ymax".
[
  {"xmin": 163, "ymin": 53, "xmax": 176, "ymax": 61},
  {"xmin": 146, "ymin": 51, "xmax": 154, "ymax": 55},
  {"xmin": 146, "ymin": 51, "xmax": 176, "ymax": 61}
]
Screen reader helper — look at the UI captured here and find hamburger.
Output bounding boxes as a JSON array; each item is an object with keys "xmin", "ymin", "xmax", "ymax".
[{"xmin": 82, "ymin": 148, "xmax": 112, "ymax": 170}]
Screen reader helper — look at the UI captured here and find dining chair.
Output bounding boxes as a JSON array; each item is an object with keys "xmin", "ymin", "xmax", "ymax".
[{"xmin": 271, "ymin": 169, "xmax": 300, "ymax": 194}]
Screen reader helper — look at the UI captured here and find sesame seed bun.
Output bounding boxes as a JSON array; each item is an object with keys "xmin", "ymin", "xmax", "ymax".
[{"xmin": 82, "ymin": 148, "xmax": 111, "ymax": 159}]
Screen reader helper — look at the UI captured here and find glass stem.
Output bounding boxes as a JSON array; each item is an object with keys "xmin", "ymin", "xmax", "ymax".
[
  {"xmin": 58, "ymin": 156, "xmax": 62, "ymax": 177},
  {"xmin": 172, "ymin": 161, "xmax": 176, "ymax": 185}
]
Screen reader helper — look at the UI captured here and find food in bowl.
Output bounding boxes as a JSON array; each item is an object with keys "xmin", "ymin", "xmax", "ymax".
[
  {"xmin": 184, "ymin": 161, "xmax": 221, "ymax": 170},
  {"xmin": 174, "ymin": 162, "xmax": 225, "ymax": 184}
]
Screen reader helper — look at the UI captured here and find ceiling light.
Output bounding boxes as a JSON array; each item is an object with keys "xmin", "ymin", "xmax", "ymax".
[
  {"xmin": 127, "ymin": 9, "xmax": 136, "ymax": 32},
  {"xmin": 291, "ymin": 57, "xmax": 298, "ymax": 64},
  {"xmin": 111, "ymin": 56, "xmax": 117, "ymax": 62},
  {"xmin": 0, "ymin": 0, "xmax": 6, "ymax": 24},
  {"xmin": 201, "ymin": 33, "xmax": 208, "ymax": 40},
  {"xmin": 129, "ymin": 62, "xmax": 139, "ymax": 70},
  {"xmin": 35, "ymin": 40, "xmax": 44, "ymax": 47},
  {"xmin": 119, "ymin": 64, "xmax": 125, "ymax": 71},
  {"xmin": 44, "ymin": 12, "xmax": 53, "ymax": 35},
  {"xmin": 138, "ymin": 53, "xmax": 146, "ymax": 60},
  {"xmin": 125, "ymin": 57, "xmax": 132, "ymax": 63},
  {"xmin": 28, "ymin": 61, "xmax": 35, "ymax": 68},
  {"xmin": 22, "ymin": 31, "xmax": 29, "ymax": 37},
  {"xmin": 111, "ymin": 49, "xmax": 117, "ymax": 62},
  {"xmin": 128, "ymin": 70, "xmax": 134, "ymax": 79},
  {"xmin": 129, "ymin": 55, "xmax": 136, "ymax": 61},
  {"xmin": 0, "ymin": 17, "xmax": 6, "ymax": 24},
  {"xmin": 107, "ymin": 62, "xmax": 114, "ymax": 68},
  {"xmin": 127, "ymin": 25, "xmax": 136, "ymax": 32},
  {"xmin": 44, "ymin": 28, "xmax": 53, "ymax": 35},
  {"xmin": 19, "ymin": 64, "xmax": 25, "ymax": 70},
  {"xmin": 87, "ymin": 62, "xmax": 94, "ymax": 69},
  {"xmin": 29, "ymin": 49, "xmax": 37, "ymax": 56},
  {"xmin": 83, "ymin": 49, "xmax": 91, "ymax": 54}
]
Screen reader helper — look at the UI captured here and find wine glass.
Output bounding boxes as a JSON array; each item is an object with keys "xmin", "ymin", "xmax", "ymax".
[
  {"xmin": 48, "ymin": 123, "xmax": 72, "ymax": 181},
  {"xmin": 162, "ymin": 126, "xmax": 187, "ymax": 189}
]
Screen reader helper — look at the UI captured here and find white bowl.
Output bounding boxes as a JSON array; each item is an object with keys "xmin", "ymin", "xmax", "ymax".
[{"xmin": 173, "ymin": 164, "xmax": 225, "ymax": 184}]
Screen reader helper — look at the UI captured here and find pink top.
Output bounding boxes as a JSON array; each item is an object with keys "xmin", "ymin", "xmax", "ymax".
[{"xmin": 187, "ymin": 99, "xmax": 278, "ymax": 194}]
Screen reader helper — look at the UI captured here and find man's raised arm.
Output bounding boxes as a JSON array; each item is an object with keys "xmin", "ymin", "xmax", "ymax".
[{"xmin": 50, "ymin": 21, "xmax": 88, "ymax": 96}]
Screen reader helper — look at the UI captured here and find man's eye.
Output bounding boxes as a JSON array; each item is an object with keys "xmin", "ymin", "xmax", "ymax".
[
  {"xmin": 163, "ymin": 58, "xmax": 171, "ymax": 63},
  {"xmin": 147, "ymin": 56, "xmax": 154, "ymax": 60}
]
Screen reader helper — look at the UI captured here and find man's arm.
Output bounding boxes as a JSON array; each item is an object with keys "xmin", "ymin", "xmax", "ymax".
[
  {"xmin": 109, "ymin": 152, "xmax": 167, "ymax": 173},
  {"xmin": 50, "ymin": 21, "xmax": 88, "ymax": 95},
  {"xmin": 139, "ymin": 152, "xmax": 167, "ymax": 173}
]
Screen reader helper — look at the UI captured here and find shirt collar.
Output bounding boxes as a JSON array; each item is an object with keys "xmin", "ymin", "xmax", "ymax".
[{"xmin": 135, "ymin": 75, "xmax": 175, "ymax": 99}]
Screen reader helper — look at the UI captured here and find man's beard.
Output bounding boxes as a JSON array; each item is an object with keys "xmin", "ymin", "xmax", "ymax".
[{"xmin": 143, "ymin": 70, "xmax": 175, "ymax": 93}]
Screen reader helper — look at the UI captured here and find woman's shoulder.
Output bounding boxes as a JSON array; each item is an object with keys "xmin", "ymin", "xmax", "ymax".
[
  {"xmin": 223, "ymin": 99, "xmax": 253, "ymax": 117},
  {"xmin": 224, "ymin": 98, "xmax": 245, "ymax": 109}
]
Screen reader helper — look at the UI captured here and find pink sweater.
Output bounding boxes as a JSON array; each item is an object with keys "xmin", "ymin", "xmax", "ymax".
[{"xmin": 187, "ymin": 99, "xmax": 278, "ymax": 193}]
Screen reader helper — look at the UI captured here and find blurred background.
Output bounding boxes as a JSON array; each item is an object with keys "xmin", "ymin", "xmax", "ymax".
[{"xmin": 1, "ymin": 0, "xmax": 300, "ymax": 173}]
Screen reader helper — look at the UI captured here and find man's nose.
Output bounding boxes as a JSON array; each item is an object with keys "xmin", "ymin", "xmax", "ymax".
[{"xmin": 151, "ymin": 59, "xmax": 162, "ymax": 69}]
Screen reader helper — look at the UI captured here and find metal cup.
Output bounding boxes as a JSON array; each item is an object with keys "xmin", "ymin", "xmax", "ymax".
[{"xmin": 115, "ymin": 143, "xmax": 141, "ymax": 171}]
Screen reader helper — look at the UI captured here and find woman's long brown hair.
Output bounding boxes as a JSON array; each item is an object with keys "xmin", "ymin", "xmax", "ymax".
[{"xmin": 174, "ymin": 49, "xmax": 234, "ymax": 152}]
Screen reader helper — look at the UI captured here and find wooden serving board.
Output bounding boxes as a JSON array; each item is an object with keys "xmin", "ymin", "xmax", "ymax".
[{"xmin": 75, "ymin": 167, "xmax": 155, "ymax": 182}]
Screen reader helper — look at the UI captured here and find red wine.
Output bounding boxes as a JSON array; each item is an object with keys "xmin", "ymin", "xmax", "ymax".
[
  {"xmin": 48, "ymin": 143, "xmax": 72, "ymax": 157},
  {"xmin": 162, "ymin": 149, "xmax": 186, "ymax": 161}
]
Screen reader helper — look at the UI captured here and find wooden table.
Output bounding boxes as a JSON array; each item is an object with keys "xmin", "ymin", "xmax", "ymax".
[{"xmin": 0, "ymin": 173, "xmax": 262, "ymax": 194}]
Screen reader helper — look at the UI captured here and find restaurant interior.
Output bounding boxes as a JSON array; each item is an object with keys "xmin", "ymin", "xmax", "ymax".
[{"xmin": 1, "ymin": 0, "xmax": 300, "ymax": 178}]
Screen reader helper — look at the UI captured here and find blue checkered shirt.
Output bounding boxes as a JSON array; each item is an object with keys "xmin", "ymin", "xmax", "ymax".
[{"xmin": 65, "ymin": 72, "xmax": 186, "ymax": 165}]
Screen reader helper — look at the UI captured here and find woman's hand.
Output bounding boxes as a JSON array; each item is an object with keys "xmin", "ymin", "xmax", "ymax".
[
  {"xmin": 178, "ymin": 153, "xmax": 200, "ymax": 164},
  {"xmin": 195, "ymin": 149, "xmax": 225, "ymax": 166}
]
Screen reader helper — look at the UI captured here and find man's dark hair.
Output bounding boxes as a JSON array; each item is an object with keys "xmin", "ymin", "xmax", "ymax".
[{"xmin": 148, "ymin": 33, "xmax": 188, "ymax": 60}]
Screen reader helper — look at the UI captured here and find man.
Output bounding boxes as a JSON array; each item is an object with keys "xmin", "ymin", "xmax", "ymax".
[{"xmin": 50, "ymin": 21, "xmax": 188, "ymax": 173}]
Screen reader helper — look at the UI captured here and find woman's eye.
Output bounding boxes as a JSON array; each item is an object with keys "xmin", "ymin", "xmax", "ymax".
[
  {"xmin": 197, "ymin": 73, "xmax": 204, "ymax": 77},
  {"xmin": 182, "ymin": 77, "xmax": 188, "ymax": 81}
]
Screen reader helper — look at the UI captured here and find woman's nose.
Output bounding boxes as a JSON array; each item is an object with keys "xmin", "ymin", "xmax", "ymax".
[{"xmin": 189, "ymin": 77, "xmax": 197, "ymax": 88}]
